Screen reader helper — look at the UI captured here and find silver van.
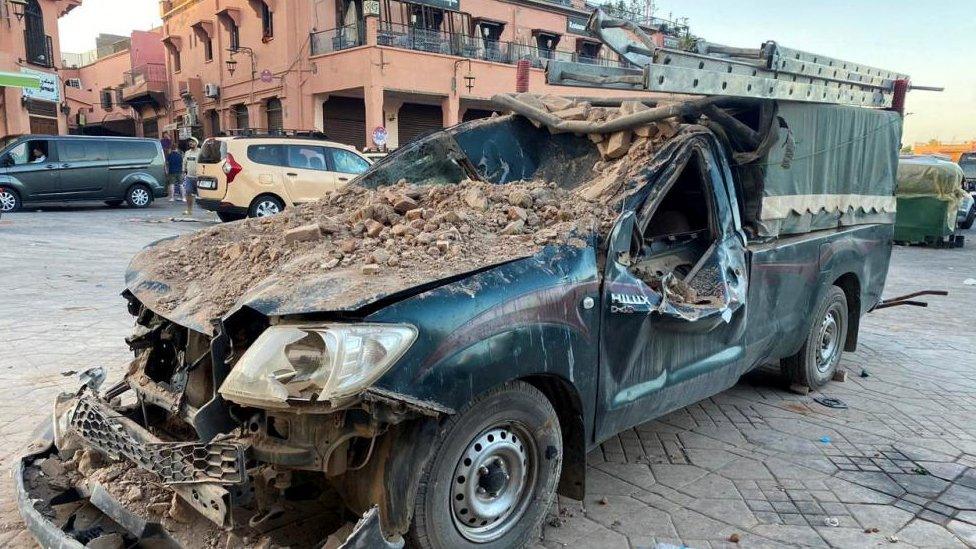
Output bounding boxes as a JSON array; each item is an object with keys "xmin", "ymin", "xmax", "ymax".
[{"xmin": 0, "ymin": 135, "xmax": 166, "ymax": 212}]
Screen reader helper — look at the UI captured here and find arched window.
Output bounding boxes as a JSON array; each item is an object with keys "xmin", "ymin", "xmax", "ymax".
[
  {"xmin": 266, "ymin": 98, "xmax": 283, "ymax": 131},
  {"xmin": 233, "ymin": 104, "xmax": 249, "ymax": 130},
  {"xmin": 24, "ymin": 0, "xmax": 52, "ymax": 67}
]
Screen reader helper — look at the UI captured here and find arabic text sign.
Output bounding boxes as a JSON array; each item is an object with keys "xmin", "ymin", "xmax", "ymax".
[{"xmin": 20, "ymin": 68, "xmax": 59, "ymax": 102}]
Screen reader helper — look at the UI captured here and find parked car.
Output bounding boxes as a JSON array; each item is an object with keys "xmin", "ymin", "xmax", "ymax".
[
  {"xmin": 0, "ymin": 135, "xmax": 166, "ymax": 212},
  {"xmin": 959, "ymin": 152, "xmax": 976, "ymax": 192},
  {"xmin": 16, "ymin": 96, "xmax": 904, "ymax": 548},
  {"xmin": 958, "ymin": 192, "xmax": 976, "ymax": 230},
  {"xmin": 195, "ymin": 135, "xmax": 372, "ymax": 221}
]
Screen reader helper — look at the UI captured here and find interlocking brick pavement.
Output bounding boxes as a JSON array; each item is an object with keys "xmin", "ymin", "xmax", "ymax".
[{"xmin": 1, "ymin": 203, "xmax": 975, "ymax": 548}]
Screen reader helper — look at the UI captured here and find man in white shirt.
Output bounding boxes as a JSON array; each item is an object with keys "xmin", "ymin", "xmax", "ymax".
[{"xmin": 181, "ymin": 139, "xmax": 200, "ymax": 215}]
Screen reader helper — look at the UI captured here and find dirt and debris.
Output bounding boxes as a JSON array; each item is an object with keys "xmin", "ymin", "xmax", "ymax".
[{"xmin": 131, "ymin": 101, "xmax": 683, "ymax": 324}]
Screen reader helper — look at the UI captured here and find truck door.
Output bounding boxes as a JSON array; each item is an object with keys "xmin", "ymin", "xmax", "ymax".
[{"xmin": 594, "ymin": 137, "xmax": 749, "ymax": 442}]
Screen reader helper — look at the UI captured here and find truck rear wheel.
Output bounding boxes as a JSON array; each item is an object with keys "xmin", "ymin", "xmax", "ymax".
[
  {"xmin": 782, "ymin": 285, "xmax": 848, "ymax": 390},
  {"xmin": 408, "ymin": 381, "xmax": 562, "ymax": 549}
]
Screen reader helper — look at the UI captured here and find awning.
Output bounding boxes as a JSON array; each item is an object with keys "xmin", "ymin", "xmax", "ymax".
[{"xmin": 0, "ymin": 71, "xmax": 41, "ymax": 90}]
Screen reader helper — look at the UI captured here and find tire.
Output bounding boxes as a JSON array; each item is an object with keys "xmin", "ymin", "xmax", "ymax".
[
  {"xmin": 0, "ymin": 187, "xmax": 21, "ymax": 212},
  {"xmin": 407, "ymin": 381, "xmax": 562, "ymax": 549},
  {"xmin": 125, "ymin": 184, "xmax": 153, "ymax": 208},
  {"xmin": 105, "ymin": 200, "xmax": 124, "ymax": 208},
  {"xmin": 960, "ymin": 205, "xmax": 976, "ymax": 230},
  {"xmin": 782, "ymin": 285, "xmax": 849, "ymax": 390},
  {"xmin": 217, "ymin": 212, "xmax": 246, "ymax": 223},
  {"xmin": 248, "ymin": 195, "xmax": 285, "ymax": 218}
]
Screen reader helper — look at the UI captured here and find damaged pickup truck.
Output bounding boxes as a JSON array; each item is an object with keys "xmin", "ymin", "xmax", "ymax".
[{"xmin": 16, "ymin": 90, "xmax": 903, "ymax": 548}]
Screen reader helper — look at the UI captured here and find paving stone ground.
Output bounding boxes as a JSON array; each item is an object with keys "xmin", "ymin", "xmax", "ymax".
[{"xmin": 1, "ymin": 202, "xmax": 975, "ymax": 548}]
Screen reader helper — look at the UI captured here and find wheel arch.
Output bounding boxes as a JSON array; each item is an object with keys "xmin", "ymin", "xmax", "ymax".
[
  {"xmin": 519, "ymin": 373, "xmax": 586, "ymax": 501},
  {"xmin": 832, "ymin": 272, "xmax": 861, "ymax": 352},
  {"xmin": 248, "ymin": 192, "xmax": 286, "ymax": 216}
]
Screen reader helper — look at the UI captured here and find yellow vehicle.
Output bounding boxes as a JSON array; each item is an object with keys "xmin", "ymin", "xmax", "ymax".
[{"xmin": 195, "ymin": 135, "xmax": 371, "ymax": 221}]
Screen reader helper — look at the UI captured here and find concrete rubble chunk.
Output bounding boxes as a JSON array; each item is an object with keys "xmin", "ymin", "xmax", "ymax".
[
  {"xmin": 364, "ymin": 219, "xmax": 384, "ymax": 238},
  {"xmin": 601, "ymin": 130, "xmax": 633, "ymax": 160},
  {"xmin": 361, "ymin": 264, "xmax": 381, "ymax": 275},
  {"xmin": 509, "ymin": 189, "xmax": 534, "ymax": 208},
  {"xmin": 462, "ymin": 187, "xmax": 489, "ymax": 211},
  {"xmin": 655, "ymin": 119, "xmax": 680, "ymax": 139},
  {"xmin": 540, "ymin": 94, "xmax": 574, "ymax": 112},
  {"xmin": 318, "ymin": 217, "xmax": 340, "ymax": 234},
  {"xmin": 405, "ymin": 208, "xmax": 424, "ymax": 220},
  {"xmin": 392, "ymin": 195, "xmax": 418, "ymax": 214},
  {"xmin": 501, "ymin": 219, "xmax": 525, "ymax": 235},
  {"xmin": 551, "ymin": 105, "xmax": 590, "ymax": 121},
  {"xmin": 619, "ymin": 100, "xmax": 650, "ymax": 115},
  {"xmin": 635, "ymin": 124, "xmax": 659, "ymax": 138},
  {"xmin": 283, "ymin": 223, "xmax": 323, "ymax": 244}
]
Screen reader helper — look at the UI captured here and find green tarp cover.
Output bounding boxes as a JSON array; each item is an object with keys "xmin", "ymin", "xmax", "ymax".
[
  {"xmin": 0, "ymin": 71, "xmax": 41, "ymax": 89},
  {"xmin": 755, "ymin": 102, "xmax": 903, "ymax": 237},
  {"xmin": 895, "ymin": 155, "xmax": 966, "ymax": 237}
]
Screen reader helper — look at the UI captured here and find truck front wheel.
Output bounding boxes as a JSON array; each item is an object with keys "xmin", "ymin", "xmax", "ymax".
[
  {"xmin": 782, "ymin": 285, "xmax": 849, "ymax": 389},
  {"xmin": 408, "ymin": 381, "xmax": 562, "ymax": 549}
]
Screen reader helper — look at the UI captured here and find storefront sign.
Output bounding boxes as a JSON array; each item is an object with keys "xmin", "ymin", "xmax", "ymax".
[
  {"xmin": 412, "ymin": 0, "xmax": 460, "ymax": 11},
  {"xmin": 567, "ymin": 15, "xmax": 589, "ymax": 35},
  {"xmin": 179, "ymin": 127, "xmax": 194, "ymax": 140},
  {"xmin": 364, "ymin": 0, "xmax": 380, "ymax": 16},
  {"xmin": 20, "ymin": 68, "xmax": 59, "ymax": 102}
]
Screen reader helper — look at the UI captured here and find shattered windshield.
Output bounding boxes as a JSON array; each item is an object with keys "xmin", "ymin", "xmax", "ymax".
[
  {"xmin": 357, "ymin": 116, "xmax": 602, "ymax": 192},
  {"xmin": 356, "ymin": 133, "xmax": 469, "ymax": 189}
]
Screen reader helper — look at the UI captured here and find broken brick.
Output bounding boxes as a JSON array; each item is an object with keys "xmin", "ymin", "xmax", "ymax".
[
  {"xmin": 364, "ymin": 219, "xmax": 384, "ymax": 238},
  {"xmin": 283, "ymin": 223, "xmax": 323, "ymax": 244},
  {"xmin": 540, "ymin": 94, "xmax": 574, "ymax": 112},
  {"xmin": 361, "ymin": 264, "xmax": 381, "ymax": 275},
  {"xmin": 462, "ymin": 188, "xmax": 489, "ymax": 210},
  {"xmin": 392, "ymin": 195, "xmax": 418, "ymax": 214},
  {"xmin": 551, "ymin": 105, "xmax": 590, "ymax": 121},
  {"xmin": 601, "ymin": 131, "xmax": 632, "ymax": 160},
  {"xmin": 501, "ymin": 219, "xmax": 525, "ymax": 235}
]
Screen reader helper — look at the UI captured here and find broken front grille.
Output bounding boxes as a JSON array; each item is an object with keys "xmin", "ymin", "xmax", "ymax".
[{"xmin": 69, "ymin": 395, "xmax": 246, "ymax": 485}]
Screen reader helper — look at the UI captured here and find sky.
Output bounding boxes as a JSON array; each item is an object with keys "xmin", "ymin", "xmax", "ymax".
[{"xmin": 57, "ymin": 0, "xmax": 975, "ymax": 145}]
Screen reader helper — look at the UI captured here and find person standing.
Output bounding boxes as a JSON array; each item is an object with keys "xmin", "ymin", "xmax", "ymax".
[
  {"xmin": 182, "ymin": 139, "xmax": 200, "ymax": 215},
  {"xmin": 165, "ymin": 145, "xmax": 184, "ymax": 202}
]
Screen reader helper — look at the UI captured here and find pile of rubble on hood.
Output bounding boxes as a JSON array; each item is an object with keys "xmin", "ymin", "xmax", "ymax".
[
  {"xmin": 131, "ymin": 96, "xmax": 689, "ymax": 323},
  {"xmin": 524, "ymin": 93, "xmax": 681, "ymax": 162}
]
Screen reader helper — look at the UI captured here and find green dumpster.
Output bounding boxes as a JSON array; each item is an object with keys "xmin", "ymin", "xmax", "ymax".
[{"xmin": 894, "ymin": 155, "xmax": 967, "ymax": 245}]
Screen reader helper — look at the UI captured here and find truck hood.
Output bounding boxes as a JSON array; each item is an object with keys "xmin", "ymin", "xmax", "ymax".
[{"xmin": 125, "ymin": 243, "xmax": 533, "ymax": 335}]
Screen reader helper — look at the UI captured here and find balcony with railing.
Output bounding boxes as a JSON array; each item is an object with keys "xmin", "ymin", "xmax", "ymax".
[
  {"xmin": 310, "ymin": 21, "xmax": 628, "ymax": 70},
  {"xmin": 310, "ymin": 23, "xmax": 366, "ymax": 55},
  {"xmin": 121, "ymin": 63, "xmax": 168, "ymax": 107}
]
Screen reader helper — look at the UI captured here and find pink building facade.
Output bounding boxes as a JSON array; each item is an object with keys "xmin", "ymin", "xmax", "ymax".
[
  {"xmin": 0, "ymin": 0, "xmax": 81, "ymax": 136},
  {"xmin": 160, "ymin": 0, "xmax": 677, "ymax": 150}
]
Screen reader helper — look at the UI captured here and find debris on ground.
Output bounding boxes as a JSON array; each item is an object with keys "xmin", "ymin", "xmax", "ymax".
[
  {"xmin": 813, "ymin": 396, "xmax": 849, "ymax": 409},
  {"xmin": 860, "ymin": 368, "xmax": 870, "ymax": 378},
  {"xmin": 865, "ymin": 527, "xmax": 881, "ymax": 533},
  {"xmin": 820, "ymin": 435, "xmax": 832, "ymax": 444},
  {"xmin": 729, "ymin": 532, "xmax": 741, "ymax": 543},
  {"xmin": 789, "ymin": 384, "xmax": 811, "ymax": 395},
  {"xmin": 598, "ymin": 496, "xmax": 609, "ymax": 505},
  {"xmin": 824, "ymin": 516, "xmax": 840, "ymax": 527},
  {"xmin": 832, "ymin": 370, "xmax": 848, "ymax": 382}
]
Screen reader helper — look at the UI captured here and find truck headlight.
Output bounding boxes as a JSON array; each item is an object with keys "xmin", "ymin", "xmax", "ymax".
[{"xmin": 218, "ymin": 324, "xmax": 417, "ymax": 408}]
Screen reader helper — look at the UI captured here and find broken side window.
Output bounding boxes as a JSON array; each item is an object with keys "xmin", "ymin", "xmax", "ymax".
[{"xmin": 631, "ymin": 148, "xmax": 728, "ymax": 309}]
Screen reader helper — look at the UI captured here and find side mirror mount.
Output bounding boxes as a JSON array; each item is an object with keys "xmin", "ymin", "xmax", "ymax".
[{"xmin": 0, "ymin": 155, "xmax": 12, "ymax": 168}]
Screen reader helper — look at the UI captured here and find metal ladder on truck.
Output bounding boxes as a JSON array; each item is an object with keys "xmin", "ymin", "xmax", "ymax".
[{"xmin": 544, "ymin": 9, "xmax": 940, "ymax": 111}]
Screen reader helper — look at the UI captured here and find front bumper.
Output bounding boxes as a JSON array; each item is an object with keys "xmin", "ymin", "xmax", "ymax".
[{"xmin": 15, "ymin": 390, "xmax": 404, "ymax": 548}]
